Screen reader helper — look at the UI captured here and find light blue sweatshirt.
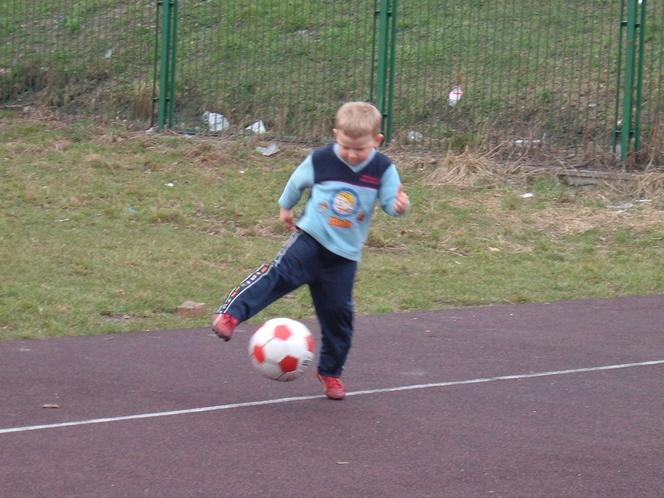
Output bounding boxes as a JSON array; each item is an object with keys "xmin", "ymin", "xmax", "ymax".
[{"xmin": 278, "ymin": 143, "xmax": 406, "ymax": 261}]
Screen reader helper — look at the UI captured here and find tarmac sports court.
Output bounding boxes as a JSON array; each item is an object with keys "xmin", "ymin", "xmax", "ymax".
[{"xmin": 1, "ymin": 295, "xmax": 663, "ymax": 497}]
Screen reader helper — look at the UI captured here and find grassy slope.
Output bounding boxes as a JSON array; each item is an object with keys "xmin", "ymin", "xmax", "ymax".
[{"xmin": 1, "ymin": 113, "xmax": 663, "ymax": 340}]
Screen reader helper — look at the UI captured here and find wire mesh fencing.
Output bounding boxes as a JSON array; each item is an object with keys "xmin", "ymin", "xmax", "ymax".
[
  {"xmin": 391, "ymin": 0, "xmax": 663, "ymax": 160},
  {"xmin": 1, "ymin": 1, "xmax": 662, "ymax": 163},
  {"xmin": 172, "ymin": 0, "xmax": 377, "ymax": 140},
  {"xmin": 395, "ymin": 1, "xmax": 626, "ymax": 147},
  {"xmin": 635, "ymin": 0, "xmax": 664, "ymax": 161},
  {"xmin": 0, "ymin": 0, "xmax": 156, "ymax": 119},
  {"xmin": 165, "ymin": 0, "xmax": 664, "ymax": 162}
]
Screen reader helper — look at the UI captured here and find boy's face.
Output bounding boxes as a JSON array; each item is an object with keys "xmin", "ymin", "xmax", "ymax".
[{"xmin": 333, "ymin": 129, "xmax": 383, "ymax": 166}]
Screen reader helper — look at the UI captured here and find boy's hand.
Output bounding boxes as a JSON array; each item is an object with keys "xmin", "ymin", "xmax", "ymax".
[
  {"xmin": 394, "ymin": 185, "xmax": 410, "ymax": 215},
  {"xmin": 280, "ymin": 207, "xmax": 296, "ymax": 231}
]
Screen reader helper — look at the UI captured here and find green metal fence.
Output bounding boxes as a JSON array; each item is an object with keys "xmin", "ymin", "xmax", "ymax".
[
  {"xmin": 169, "ymin": 1, "xmax": 378, "ymax": 140},
  {"xmin": 0, "ymin": 1, "xmax": 156, "ymax": 118},
  {"xmin": 392, "ymin": 0, "xmax": 662, "ymax": 161},
  {"xmin": 1, "ymin": 1, "xmax": 662, "ymax": 164},
  {"xmin": 122, "ymin": 0, "xmax": 664, "ymax": 163}
]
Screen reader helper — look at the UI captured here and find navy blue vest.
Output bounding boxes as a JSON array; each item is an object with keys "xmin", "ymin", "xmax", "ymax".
[{"xmin": 311, "ymin": 144, "xmax": 392, "ymax": 190}]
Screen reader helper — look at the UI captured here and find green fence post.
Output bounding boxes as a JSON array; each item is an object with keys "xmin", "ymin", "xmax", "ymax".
[
  {"xmin": 615, "ymin": 0, "xmax": 646, "ymax": 163},
  {"xmin": 167, "ymin": 0, "xmax": 179, "ymax": 129},
  {"xmin": 155, "ymin": 0, "xmax": 177, "ymax": 131},
  {"xmin": 156, "ymin": 0, "xmax": 171, "ymax": 131},
  {"xmin": 622, "ymin": 0, "xmax": 638, "ymax": 162},
  {"xmin": 375, "ymin": 0, "xmax": 389, "ymax": 122},
  {"xmin": 373, "ymin": 0, "xmax": 397, "ymax": 144},
  {"xmin": 151, "ymin": 1, "xmax": 161, "ymax": 129}
]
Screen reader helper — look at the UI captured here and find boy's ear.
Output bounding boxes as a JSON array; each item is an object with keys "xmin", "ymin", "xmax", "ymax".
[{"xmin": 376, "ymin": 133, "xmax": 385, "ymax": 146}]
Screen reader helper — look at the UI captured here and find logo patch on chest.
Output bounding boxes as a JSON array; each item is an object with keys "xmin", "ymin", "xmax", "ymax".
[{"xmin": 332, "ymin": 189, "xmax": 358, "ymax": 217}]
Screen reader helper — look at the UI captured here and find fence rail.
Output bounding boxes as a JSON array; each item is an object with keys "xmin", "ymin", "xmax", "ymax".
[{"xmin": 1, "ymin": 0, "xmax": 662, "ymax": 164}]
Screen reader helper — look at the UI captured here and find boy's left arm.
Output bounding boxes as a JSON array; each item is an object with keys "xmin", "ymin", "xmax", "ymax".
[
  {"xmin": 393, "ymin": 184, "xmax": 410, "ymax": 215},
  {"xmin": 379, "ymin": 165, "xmax": 410, "ymax": 216}
]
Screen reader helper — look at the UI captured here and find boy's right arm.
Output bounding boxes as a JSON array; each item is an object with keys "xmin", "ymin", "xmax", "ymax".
[
  {"xmin": 278, "ymin": 155, "xmax": 314, "ymax": 220},
  {"xmin": 279, "ymin": 207, "xmax": 295, "ymax": 231}
]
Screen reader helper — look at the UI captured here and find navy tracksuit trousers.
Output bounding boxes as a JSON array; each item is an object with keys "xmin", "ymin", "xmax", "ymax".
[{"xmin": 218, "ymin": 230, "xmax": 358, "ymax": 377}]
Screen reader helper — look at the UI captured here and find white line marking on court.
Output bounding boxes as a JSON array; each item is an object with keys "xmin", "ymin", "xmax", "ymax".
[{"xmin": 1, "ymin": 359, "xmax": 663, "ymax": 435}]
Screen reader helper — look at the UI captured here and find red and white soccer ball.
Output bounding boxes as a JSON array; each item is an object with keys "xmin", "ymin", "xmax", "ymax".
[{"xmin": 248, "ymin": 318, "xmax": 315, "ymax": 382}]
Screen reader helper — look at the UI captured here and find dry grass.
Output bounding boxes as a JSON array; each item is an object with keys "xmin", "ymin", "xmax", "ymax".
[
  {"xmin": 627, "ymin": 171, "xmax": 664, "ymax": 201},
  {"xmin": 417, "ymin": 146, "xmax": 664, "ymax": 195},
  {"xmin": 408, "ymin": 147, "xmax": 664, "ymax": 245},
  {"xmin": 425, "ymin": 148, "xmax": 508, "ymax": 188},
  {"xmin": 502, "ymin": 203, "xmax": 662, "ymax": 237}
]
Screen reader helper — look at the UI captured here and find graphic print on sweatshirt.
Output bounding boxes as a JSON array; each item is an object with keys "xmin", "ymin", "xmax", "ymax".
[{"xmin": 312, "ymin": 144, "xmax": 391, "ymax": 232}]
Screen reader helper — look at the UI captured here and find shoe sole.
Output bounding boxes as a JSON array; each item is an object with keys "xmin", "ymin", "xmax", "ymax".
[
  {"xmin": 212, "ymin": 327, "xmax": 232, "ymax": 341},
  {"xmin": 216, "ymin": 332, "xmax": 231, "ymax": 342}
]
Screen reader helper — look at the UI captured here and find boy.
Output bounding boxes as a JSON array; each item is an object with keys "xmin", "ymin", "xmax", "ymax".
[{"xmin": 213, "ymin": 102, "xmax": 410, "ymax": 400}]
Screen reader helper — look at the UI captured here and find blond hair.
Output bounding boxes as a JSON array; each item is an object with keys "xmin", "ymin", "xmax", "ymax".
[{"xmin": 334, "ymin": 102, "xmax": 382, "ymax": 138}]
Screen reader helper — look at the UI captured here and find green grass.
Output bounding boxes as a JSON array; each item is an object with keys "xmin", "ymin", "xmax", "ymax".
[{"xmin": 1, "ymin": 114, "xmax": 663, "ymax": 341}]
